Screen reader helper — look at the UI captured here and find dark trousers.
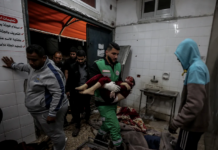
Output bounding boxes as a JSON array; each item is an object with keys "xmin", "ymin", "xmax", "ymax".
[
  {"xmin": 176, "ymin": 129, "xmax": 203, "ymax": 150},
  {"xmin": 64, "ymin": 111, "xmax": 68, "ymax": 123},
  {"xmin": 69, "ymin": 92, "xmax": 91, "ymax": 128}
]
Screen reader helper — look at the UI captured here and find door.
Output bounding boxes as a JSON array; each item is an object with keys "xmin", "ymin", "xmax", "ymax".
[
  {"xmin": 86, "ymin": 24, "xmax": 113, "ymax": 65},
  {"xmin": 205, "ymin": 1, "xmax": 218, "ymax": 149}
]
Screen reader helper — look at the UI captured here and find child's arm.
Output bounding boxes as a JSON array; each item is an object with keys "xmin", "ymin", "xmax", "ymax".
[
  {"xmin": 112, "ymin": 93, "xmax": 125, "ymax": 103},
  {"xmin": 101, "ymin": 85, "xmax": 131, "ymax": 104},
  {"xmin": 110, "ymin": 90, "xmax": 130, "ymax": 103},
  {"xmin": 118, "ymin": 86, "xmax": 131, "ymax": 98},
  {"xmin": 120, "ymin": 82, "xmax": 131, "ymax": 90},
  {"xmin": 116, "ymin": 81, "xmax": 131, "ymax": 90}
]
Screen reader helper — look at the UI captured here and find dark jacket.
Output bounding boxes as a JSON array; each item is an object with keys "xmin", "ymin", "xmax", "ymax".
[
  {"xmin": 66, "ymin": 61, "xmax": 90, "ymax": 94},
  {"xmin": 63, "ymin": 58, "xmax": 76, "ymax": 71},
  {"xmin": 55, "ymin": 61, "xmax": 64, "ymax": 74}
]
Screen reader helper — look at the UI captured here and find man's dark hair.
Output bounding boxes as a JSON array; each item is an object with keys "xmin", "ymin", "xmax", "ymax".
[
  {"xmin": 70, "ymin": 47, "xmax": 78, "ymax": 53},
  {"xmin": 107, "ymin": 42, "xmax": 120, "ymax": 51},
  {"xmin": 26, "ymin": 44, "xmax": 45, "ymax": 57},
  {"xmin": 78, "ymin": 46, "xmax": 83, "ymax": 50},
  {"xmin": 53, "ymin": 51, "xmax": 62, "ymax": 56},
  {"xmin": 77, "ymin": 50, "xmax": 86, "ymax": 57}
]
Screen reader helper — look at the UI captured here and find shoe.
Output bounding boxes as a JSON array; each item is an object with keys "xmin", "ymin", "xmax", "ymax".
[
  {"xmin": 81, "ymin": 112, "xmax": 86, "ymax": 119},
  {"xmin": 85, "ymin": 119, "xmax": 90, "ymax": 125},
  {"xmin": 72, "ymin": 127, "xmax": 80, "ymax": 137},
  {"xmin": 116, "ymin": 145, "xmax": 124, "ymax": 150},
  {"xmin": 116, "ymin": 143, "xmax": 127, "ymax": 150},
  {"xmin": 94, "ymin": 134, "xmax": 108, "ymax": 147},
  {"xmin": 70, "ymin": 119, "xmax": 75, "ymax": 124}
]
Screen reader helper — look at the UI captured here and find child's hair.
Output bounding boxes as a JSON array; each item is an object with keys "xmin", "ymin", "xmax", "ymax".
[{"xmin": 131, "ymin": 77, "xmax": 135, "ymax": 86}]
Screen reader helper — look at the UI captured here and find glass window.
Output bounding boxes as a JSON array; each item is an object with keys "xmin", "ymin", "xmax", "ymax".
[
  {"xmin": 157, "ymin": 0, "xmax": 171, "ymax": 10},
  {"xmin": 144, "ymin": 0, "xmax": 155, "ymax": 13},
  {"xmin": 81, "ymin": 0, "xmax": 96, "ymax": 8}
]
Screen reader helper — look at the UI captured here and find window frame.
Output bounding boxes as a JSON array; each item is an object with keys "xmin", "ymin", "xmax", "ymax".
[
  {"xmin": 71, "ymin": 0, "xmax": 100, "ymax": 14},
  {"xmin": 141, "ymin": 0, "xmax": 174, "ymax": 21}
]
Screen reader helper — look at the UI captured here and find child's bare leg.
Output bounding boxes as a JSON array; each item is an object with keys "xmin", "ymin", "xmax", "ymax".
[
  {"xmin": 80, "ymin": 82, "xmax": 101, "ymax": 95},
  {"xmin": 75, "ymin": 84, "xmax": 88, "ymax": 91}
]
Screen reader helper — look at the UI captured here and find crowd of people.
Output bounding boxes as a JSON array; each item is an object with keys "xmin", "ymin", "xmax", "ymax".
[{"xmin": 1, "ymin": 39, "xmax": 210, "ymax": 150}]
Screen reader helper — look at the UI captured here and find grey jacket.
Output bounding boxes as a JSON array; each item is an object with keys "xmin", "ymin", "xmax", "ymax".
[{"xmin": 12, "ymin": 58, "xmax": 68, "ymax": 116}]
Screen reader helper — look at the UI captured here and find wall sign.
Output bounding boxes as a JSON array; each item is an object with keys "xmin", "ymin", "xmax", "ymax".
[
  {"xmin": 0, "ymin": 14, "xmax": 25, "ymax": 51},
  {"xmin": 97, "ymin": 43, "xmax": 105, "ymax": 57}
]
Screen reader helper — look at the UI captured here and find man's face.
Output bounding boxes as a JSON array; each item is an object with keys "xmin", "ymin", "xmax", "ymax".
[
  {"xmin": 70, "ymin": 52, "xmax": 76, "ymax": 59},
  {"xmin": 53, "ymin": 53, "xmax": 62, "ymax": 65},
  {"xmin": 106, "ymin": 48, "xmax": 119, "ymax": 64},
  {"xmin": 27, "ymin": 52, "xmax": 46, "ymax": 70},
  {"xmin": 77, "ymin": 56, "xmax": 86, "ymax": 65}
]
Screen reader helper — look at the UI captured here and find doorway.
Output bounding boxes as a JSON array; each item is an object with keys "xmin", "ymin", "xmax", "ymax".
[
  {"xmin": 26, "ymin": 0, "xmax": 114, "ymax": 65},
  {"xmin": 205, "ymin": 1, "xmax": 218, "ymax": 149}
]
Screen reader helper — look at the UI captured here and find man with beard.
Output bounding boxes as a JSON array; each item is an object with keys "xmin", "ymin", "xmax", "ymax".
[
  {"xmin": 65, "ymin": 50, "xmax": 91, "ymax": 137},
  {"xmin": 52, "ymin": 51, "xmax": 69, "ymax": 127},
  {"xmin": 89, "ymin": 42, "xmax": 125, "ymax": 150},
  {"xmin": 2, "ymin": 44, "xmax": 68, "ymax": 150},
  {"xmin": 52, "ymin": 51, "xmax": 64, "ymax": 73},
  {"xmin": 63, "ymin": 47, "xmax": 77, "ymax": 80}
]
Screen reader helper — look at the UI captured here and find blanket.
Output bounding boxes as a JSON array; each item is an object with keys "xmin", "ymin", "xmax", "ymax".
[
  {"xmin": 117, "ymin": 106, "xmax": 147, "ymax": 133},
  {"xmin": 89, "ymin": 118, "xmax": 176, "ymax": 150}
]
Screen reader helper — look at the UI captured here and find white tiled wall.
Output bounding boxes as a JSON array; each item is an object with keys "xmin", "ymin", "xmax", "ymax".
[
  {"xmin": 0, "ymin": 0, "xmax": 23, "ymax": 18},
  {"xmin": 115, "ymin": 16, "xmax": 213, "ymax": 115},
  {"xmin": 0, "ymin": 0, "xmax": 36, "ymax": 143}
]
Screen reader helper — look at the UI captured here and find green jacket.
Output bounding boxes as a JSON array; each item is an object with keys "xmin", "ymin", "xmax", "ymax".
[{"xmin": 89, "ymin": 58, "xmax": 122, "ymax": 106}]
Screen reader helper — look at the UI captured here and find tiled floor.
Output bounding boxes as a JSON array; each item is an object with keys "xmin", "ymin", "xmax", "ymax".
[
  {"xmin": 65, "ymin": 114, "xmax": 98, "ymax": 150},
  {"xmin": 66, "ymin": 115, "xmax": 205, "ymax": 150},
  {"xmin": 39, "ymin": 114, "xmax": 205, "ymax": 150}
]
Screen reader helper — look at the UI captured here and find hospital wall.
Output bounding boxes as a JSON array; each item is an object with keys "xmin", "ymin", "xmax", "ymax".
[
  {"xmin": 115, "ymin": 0, "xmax": 215, "ymax": 117},
  {"xmin": 0, "ymin": 0, "xmax": 117, "ymax": 143},
  {"xmin": 0, "ymin": 0, "xmax": 36, "ymax": 143}
]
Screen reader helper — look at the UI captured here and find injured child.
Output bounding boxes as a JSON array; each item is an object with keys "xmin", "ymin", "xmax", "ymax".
[{"xmin": 75, "ymin": 74, "xmax": 135, "ymax": 104}]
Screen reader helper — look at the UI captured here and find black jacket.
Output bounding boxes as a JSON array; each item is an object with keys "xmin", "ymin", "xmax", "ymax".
[
  {"xmin": 66, "ymin": 61, "xmax": 90, "ymax": 94},
  {"xmin": 63, "ymin": 58, "xmax": 76, "ymax": 71}
]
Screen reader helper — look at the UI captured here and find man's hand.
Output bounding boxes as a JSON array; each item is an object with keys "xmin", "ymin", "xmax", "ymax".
[
  {"xmin": 120, "ymin": 82, "xmax": 131, "ymax": 90},
  {"xmin": 46, "ymin": 116, "xmax": 56, "ymax": 124},
  {"xmin": 168, "ymin": 123, "xmax": 177, "ymax": 134},
  {"xmin": 110, "ymin": 91, "xmax": 116, "ymax": 98},
  {"xmin": 66, "ymin": 92, "xmax": 70, "ymax": 99},
  {"xmin": 2, "ymin": 56, "xmax": 14, "ymax": 68},
  {"xmin": 104, "ymin": 81, "xmax": 120, "ymax": 92}
]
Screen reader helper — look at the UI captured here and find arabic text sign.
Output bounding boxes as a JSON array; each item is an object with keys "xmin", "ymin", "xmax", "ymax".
[
  {"xmin": 0, "ymin": 15, "xmax": 18, "ymax": 24},
  {"xmin": 0, "ymin": 14, "xmax": 25, "ymax": 51}
]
